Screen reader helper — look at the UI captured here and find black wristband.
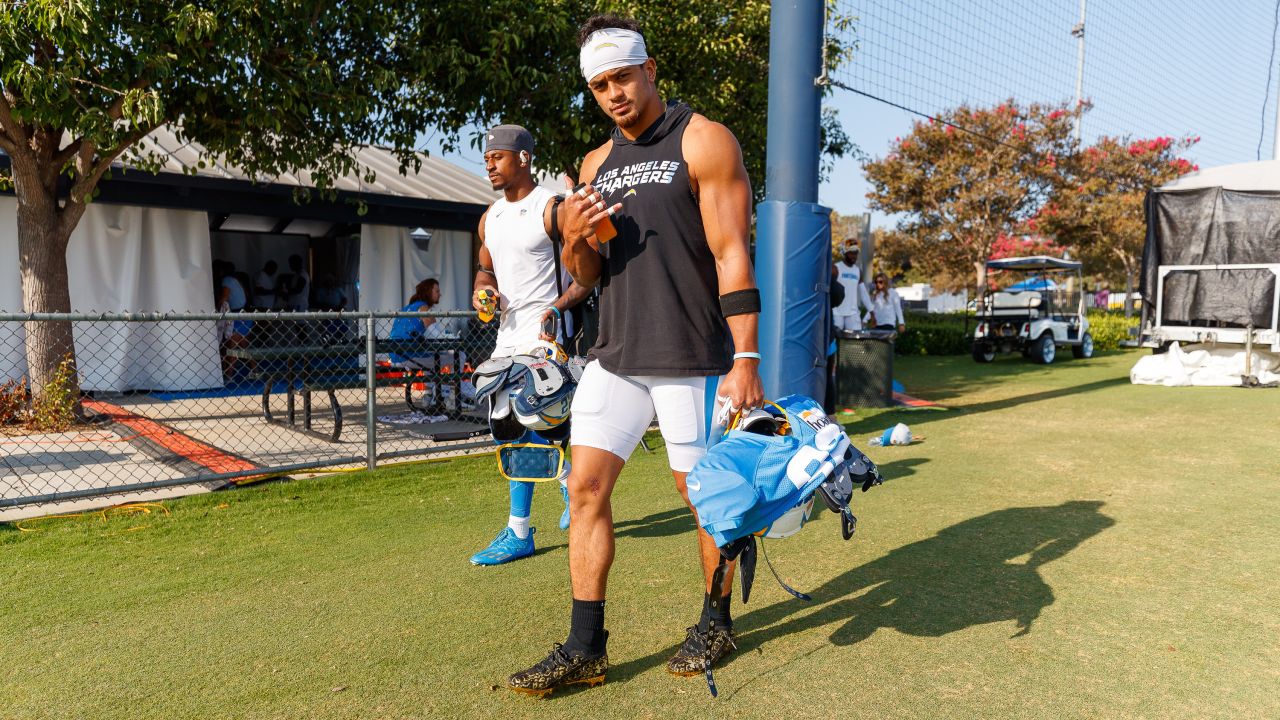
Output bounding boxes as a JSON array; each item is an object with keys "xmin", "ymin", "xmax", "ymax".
[
  {"xmin": 720, "ymin": 288, "xmax": 761, "ymax": 317},
  {"xmin": 477, "ymin": 264, "xmax": 496, "ymax": 276}
]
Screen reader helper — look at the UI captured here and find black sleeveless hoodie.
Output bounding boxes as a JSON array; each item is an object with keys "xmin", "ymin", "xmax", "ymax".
[{"xmin": 588, "ymin": 101, "xmax": 734, "ymax": 377}]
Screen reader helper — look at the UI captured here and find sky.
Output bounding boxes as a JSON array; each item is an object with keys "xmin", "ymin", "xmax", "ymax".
[{"xmin": 422, "ymin": 1, "xmax": 1280, "ymax": 228}]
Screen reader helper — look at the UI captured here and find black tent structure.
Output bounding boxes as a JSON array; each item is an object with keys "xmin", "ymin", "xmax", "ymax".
[{"xmin": 1140, "ymin": 159, "xmax": 1280, "ymax": 352}]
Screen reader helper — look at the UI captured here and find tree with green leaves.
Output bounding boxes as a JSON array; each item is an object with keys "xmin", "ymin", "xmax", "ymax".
[
  {"xmin": 1033, "ymin": 134, "xmax": 1199, "ymax": 315},
  {"xmin": 1, "ymin": 1, "xmax": 427, "ymax": 392},
  {"xmin": 863, "ymin": 101, "xmax": 1080, "ymax": 297},
  {"xmin": 2, "ymin": 0, "xmax": 855, "ymax": 394},
  {"xmin": 411, "ymin": 0, "xmax": 854, "ymax": 199}
]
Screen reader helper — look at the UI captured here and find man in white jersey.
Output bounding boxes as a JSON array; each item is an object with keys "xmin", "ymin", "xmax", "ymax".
[
  {"xmin": 469, "ymin": 124, "xmax": 592, "ymax": 566},
  {"xmin": 833, "ymin": 244, "xmax": 870, "ymax": 333}
]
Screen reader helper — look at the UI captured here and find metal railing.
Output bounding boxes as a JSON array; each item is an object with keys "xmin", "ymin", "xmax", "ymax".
[{"xmin": 0, "ymin": 310, "xmax": 502, "ymax": 513}]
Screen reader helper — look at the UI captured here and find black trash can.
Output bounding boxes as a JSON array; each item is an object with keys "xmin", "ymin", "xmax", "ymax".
[{"xmin": 835, "ymin": 329, "xmax": 896, "ymax": 408}]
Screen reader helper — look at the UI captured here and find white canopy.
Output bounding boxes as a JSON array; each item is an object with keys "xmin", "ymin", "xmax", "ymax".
[
  {"xmin": 1, "ymin": 196, "xmax": 223, "ymax": 390},
  {"xmin": 1, "ymin": 126, "xmax": 495, "ymax": 391},
  {"xmin": 1159, "ymin": 159, "xmax": 1280, "ymax": 192}
]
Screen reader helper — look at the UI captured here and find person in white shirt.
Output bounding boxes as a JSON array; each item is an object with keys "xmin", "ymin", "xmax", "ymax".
[
  {"xmin": 469, "ymin": 124, "xmax": 592, "ymax": 567},
  {"xmin": 832, "ymin": 245, "xmax": 871, "ymax": 333},
  {"xmin": 865, "ymin": 272, "xmax": 906, "ymax": 332},
  {"xmin": 253, "ymin": 260, "xmax": 278, "ymax": 309},
  {"xmin": 282, "ymin": 254, "xmax": 310, "ymax": 311}
]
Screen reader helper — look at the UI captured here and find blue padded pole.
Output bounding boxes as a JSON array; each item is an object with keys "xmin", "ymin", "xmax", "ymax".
[{"xmin": 756, "ymin": 0, "xmax": 829, "ymax": 400}]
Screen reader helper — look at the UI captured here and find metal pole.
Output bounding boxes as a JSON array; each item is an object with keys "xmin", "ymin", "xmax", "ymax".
[
  {"xmin": 859, "ymin": 213, "xmax": 873, "ymax": 280},
  {"xmin": 764, "ymin": 1, "xmax": 822, "ymax": 202},
  {"xmin": 756, "ymin": 0, "xmax": 829, "ymax": 400},
  {"xmin": 365, "ymin": 313, "xmax": 377, "ymax": 471},
  {"xmin": 1274, "ymin": 63, "xmax": 1280, "ymax": 160},
  {"xmin": 1072, "ymin": 0, "xmax": 1087, "ymax": 143}
]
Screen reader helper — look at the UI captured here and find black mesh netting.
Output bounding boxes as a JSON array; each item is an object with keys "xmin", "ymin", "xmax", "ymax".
[{"xmin": 1142, "ymin": 188, "xmax": 1280, "ymax": 327}]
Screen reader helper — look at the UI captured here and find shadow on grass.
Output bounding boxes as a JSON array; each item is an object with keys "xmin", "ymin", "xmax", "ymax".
[
  {"xmin": 605, "ymin": 500, "xmax": 1114, "ymax": 690},
  {"xmin": 844, "ymin": 375, "xmax": 1130, "ymax": 437},
  {"xmin": 615, "ymin": 507, "xmax": 696, "ymax": 539},
  {"xmin": 873, "ymin": 457, "xmax": 930, "ymax": 481}
]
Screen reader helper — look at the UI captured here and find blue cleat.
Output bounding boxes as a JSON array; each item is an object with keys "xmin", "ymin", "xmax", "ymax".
[
  {"xmin": 558, "ymin": 461, "xmax": 573, "ymax": 531},
  {"xmin": 470, "ymin": 527, "xmax": 535, "ymax": 566},
  {"xmin": 559, "ymin": 483, "xmax": 571, "ymax": 531}
]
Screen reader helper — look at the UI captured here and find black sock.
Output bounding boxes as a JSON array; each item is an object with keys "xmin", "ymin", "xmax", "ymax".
[
  {"xmin": 698, "ymin": 591, "xmax": 733, "ymax": 632},
  {"xmin": 565, "ymin": 598, "xmax": 607, "ymax": 655}
]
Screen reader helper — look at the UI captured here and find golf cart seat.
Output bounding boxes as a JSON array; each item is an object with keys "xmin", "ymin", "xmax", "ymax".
[{"xmin": 990, "ymin": 291, "xmax": 1042, "ymax": 317}]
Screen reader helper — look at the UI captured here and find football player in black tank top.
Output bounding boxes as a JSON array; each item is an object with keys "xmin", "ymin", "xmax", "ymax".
[{"xmin": 507, "ymin": 13, "xmax": 763, "ymax": 697}]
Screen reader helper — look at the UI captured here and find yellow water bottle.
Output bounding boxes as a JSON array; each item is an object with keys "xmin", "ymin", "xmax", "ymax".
[{"xmin": 477, "ymin": 289, "xmax": 497, "ymax": 324}]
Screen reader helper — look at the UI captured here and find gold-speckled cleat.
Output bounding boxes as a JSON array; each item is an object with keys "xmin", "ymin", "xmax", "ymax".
[
  {"xmin": 666, "ymin": 625, "xmax": 736, "ymax": 677},
  {"xmin": 508, "ymin": 640, "xmax": 608, "ymax": 698}
]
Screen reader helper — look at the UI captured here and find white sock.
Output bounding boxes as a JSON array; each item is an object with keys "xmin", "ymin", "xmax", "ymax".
[{"xmin": 508, "ymin": 515, "xmax": 530, "ymax": 539}]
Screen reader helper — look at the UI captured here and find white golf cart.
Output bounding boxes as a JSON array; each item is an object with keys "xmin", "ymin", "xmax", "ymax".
[{"xmin": 971, "ymin": 256, "xmax": 1093, "ymax": 364}]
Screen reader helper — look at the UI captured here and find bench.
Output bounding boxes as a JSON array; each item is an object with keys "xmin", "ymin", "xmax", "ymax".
[
  {"xmin": 253, "ymin": 367, "xmax": 447, "ymax": 443},
  {"xmin": 301, "ymin": 366, "xmax": 474, "ymax": 443},
  {"xmin": 989, "ymin": 291, "xmax": 1043, "ymax": 317},
  {"xmin": 231, "ymin": 337, "xmax": 469, "ymax": 442}
]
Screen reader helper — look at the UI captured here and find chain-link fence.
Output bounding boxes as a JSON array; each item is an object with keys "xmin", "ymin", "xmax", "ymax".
[
  {"xmin": 832, "ymin": 0, "xmax": 1280, "ymax": 167},
  {"xmin": 0, "ymin": 310, "xmax": 502, "ymax": 516}
]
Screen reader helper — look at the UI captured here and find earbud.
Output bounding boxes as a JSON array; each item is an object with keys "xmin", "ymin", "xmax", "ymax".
[{"xmin": 519, "ymin": 150, "xmax": 530, "ymax": 167}]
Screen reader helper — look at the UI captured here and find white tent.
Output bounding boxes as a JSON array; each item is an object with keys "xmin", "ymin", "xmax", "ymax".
[
  {"xmin": 1159, "ymin": 159, "xmax": 1280, "ymax": 192},
  {"xmin": 1, "ymin": 126, "xmax": 496, "ymax": 391},
  {"xmin": 0, "ymin": 197, "xmax": 222, "ymax": 390}
]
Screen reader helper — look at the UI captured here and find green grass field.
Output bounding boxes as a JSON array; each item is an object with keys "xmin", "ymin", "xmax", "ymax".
[{"xmin": 3, "ymin": 351, "xmax": 1278, "ymax": 719}]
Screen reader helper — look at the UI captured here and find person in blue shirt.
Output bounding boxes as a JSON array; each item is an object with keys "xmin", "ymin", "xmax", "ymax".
[
  {"xmin": 390, "ymin": 278, "xmax": 443, "ymax": 341},
  {"xmin": 389, "ymin": 278, "xmax": 455, "ymax": 374},
  {"xmin": 215, "ymin": 260, "xmax": 252, "ymax": 380}
]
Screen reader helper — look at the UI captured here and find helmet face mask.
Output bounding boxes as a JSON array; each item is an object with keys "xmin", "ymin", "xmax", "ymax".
[{"xmin": 816, "ymin": 446, "xmax": 883, "ymax": 536}]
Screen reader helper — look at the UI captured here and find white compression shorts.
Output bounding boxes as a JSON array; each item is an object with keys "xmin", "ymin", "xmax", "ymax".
[{"xmin": 570, "ymin": 360, "xmax": 720, "ymax": 473}]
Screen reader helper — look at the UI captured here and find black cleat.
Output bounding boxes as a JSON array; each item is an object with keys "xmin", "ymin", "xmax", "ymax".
[
  {"xmin": 666, "ymin": 625, "xmax": 736, "ymax": 677},
  {"xmin": 508, "ymin": 640, "xmax": 608, "ymax": 698}
]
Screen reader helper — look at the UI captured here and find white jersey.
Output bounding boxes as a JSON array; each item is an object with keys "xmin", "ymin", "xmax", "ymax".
[
  {"xmin": 833, "ymin": 261, "xmax": 864, "ymax": 316},
  {"xmin": 484, "ymin": 186, "xmax": 568, "ymax": 353}
]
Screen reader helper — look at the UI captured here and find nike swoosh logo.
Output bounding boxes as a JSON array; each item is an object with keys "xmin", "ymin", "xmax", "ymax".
[
  {"xmin": 686, "ymin": 479, "xmax": 700, "ymax": 492},
  {"xmin": 624, "ymin": 188, "xmax": 637, "ymax": 199}
]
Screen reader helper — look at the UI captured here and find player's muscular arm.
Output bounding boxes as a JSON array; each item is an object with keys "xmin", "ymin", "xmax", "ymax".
[
  {"xmin": 559, "ymin": 142, "xmax": 617, "ymax": 288},
  {"xmin": 686, "ymin": 116, "xmax": 764, "ymax": 410},
  {"xmin": 473, "ymin": 209, "xmax": 498, "ymax": 311}
]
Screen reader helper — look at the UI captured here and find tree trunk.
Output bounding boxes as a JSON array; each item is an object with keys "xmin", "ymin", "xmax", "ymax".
[
  {"xmin": 974, "ymin": 260, "xmax": 988, "ymax": 306},
  {"xmin": 1122, "ymin": 256, "xmax": 1136, "ymax": 319},
  {"xmin": 13, "ymin": 159, "xmax": 80, "ymax": 399}
]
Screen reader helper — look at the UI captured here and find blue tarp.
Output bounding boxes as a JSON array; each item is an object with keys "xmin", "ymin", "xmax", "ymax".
[{"xmin": 1007, "ymin": 278, "xmax": 1058, "ymax": 292}]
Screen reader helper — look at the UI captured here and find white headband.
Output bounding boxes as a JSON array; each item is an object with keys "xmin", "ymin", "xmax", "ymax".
[{"xmin": 579, "ymin": 28, "xmax": 648, "ymax": 82}]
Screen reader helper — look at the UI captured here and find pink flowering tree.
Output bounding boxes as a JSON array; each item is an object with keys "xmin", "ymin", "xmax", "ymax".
[
  {"xmin": 1035, "ymin": 135, "xmax": 1200, "ymax": 314},
  {"xmin": 864, "ymin": 100, "xmax": 1081, "ymax": 297}
]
